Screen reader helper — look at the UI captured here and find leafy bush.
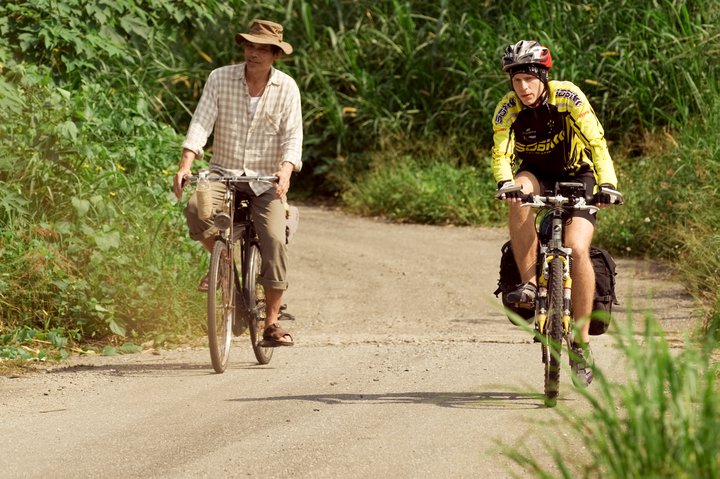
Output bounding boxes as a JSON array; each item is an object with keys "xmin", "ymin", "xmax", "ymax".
[{"xmin": 0, "ymin": 61, "xmax": 204, "ymax": 346}]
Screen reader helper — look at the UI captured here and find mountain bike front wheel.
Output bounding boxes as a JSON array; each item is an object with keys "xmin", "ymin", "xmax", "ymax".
[
  {"xmin": 544, "ymin": 255, "xmax": 564, "ymax": 407},
  {"xmin": 245, "ymin": 242, "xmax": 273, "ymax": 365},
  {"xmin": 207, "ymin": 240, "xmax": 234, "ymax": 373}
]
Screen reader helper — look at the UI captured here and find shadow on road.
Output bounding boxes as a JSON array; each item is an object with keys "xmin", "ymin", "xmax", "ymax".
[
  {"xmin": 229, "ymin": 390, "xmax": 549, "ymax": 410},
  {"xmin": 42, "ymin": 361, "xmax": 261, "ymax": 377}
]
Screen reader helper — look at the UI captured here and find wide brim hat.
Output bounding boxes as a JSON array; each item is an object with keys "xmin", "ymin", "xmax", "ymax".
[{"xmin": 235, "ymin": 19, "xmax": 293, "ymax": 55}]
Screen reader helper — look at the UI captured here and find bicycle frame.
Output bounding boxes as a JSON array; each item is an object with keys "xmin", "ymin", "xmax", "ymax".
[
  {"xmin": 524, "ymin": 183, "xmax": 596, "ymax": 336},
  {"xmin": 185, "ymin": 172, "xmax": 278, "ymax": 371},
  {"xmin": 535, "ymin": 205, "xmax": 574, "ymax": 340},
  {"xmin": 496, "ymin": 180, "xmax": 624, "ymax": 405}
]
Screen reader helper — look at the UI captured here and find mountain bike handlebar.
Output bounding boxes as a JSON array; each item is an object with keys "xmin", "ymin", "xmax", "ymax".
[{"xmin": 495, "ymin": 183, "xmax": 624, "ymax": 210}]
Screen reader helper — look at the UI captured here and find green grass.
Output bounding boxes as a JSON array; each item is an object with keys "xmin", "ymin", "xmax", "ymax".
[
  {"xmin": 594, "ymin": 110, "xmax": 720, "ymax": 337},
  {"xmin": 342, "ymin": 155, "xmax": 502, "ymax": 226},
  {"xmin": 505, "ymin": 314, "xmax": 720, "ymax": 478}
]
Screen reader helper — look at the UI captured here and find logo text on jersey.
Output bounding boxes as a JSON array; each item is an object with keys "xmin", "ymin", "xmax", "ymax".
[
  {"xmin": 555, "ymin": 89, "xmax": 583, "ymax": 107},
  {"xmin": 515, "ymin": 130, "xmax": 566, "ymax": 153},
  {"xmin": 495, "ymin": 97, "xmax": 517, "ymax": 124}
]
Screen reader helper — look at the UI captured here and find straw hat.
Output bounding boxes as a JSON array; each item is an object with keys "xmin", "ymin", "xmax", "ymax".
[{"xmin": 235, "ymin": 19, "xmax": 293, "ymax": 55}]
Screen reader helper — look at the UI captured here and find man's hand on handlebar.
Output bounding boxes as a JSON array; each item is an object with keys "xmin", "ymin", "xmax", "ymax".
[
  {"xmin": 496, "ymin": 181, "xmax": 525, "ymax": 202},
  {"xmin": 593, "ymin": 184, "xmax": 624, "ymax": 206}
]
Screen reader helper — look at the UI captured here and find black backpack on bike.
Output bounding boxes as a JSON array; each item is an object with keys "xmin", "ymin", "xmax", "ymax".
[
  {"xmin": 494, "ymin": 241, "xmax": 536, "ymax": 323},
  {"xmin": 494, "ymin": 241, "xmax": 619, "ymax": 335}
]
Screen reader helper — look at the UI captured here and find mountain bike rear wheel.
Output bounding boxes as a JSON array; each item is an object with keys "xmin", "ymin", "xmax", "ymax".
[
  {"xmin": 544, "ymin": 255, "xmax": 564, "ymax": 406},
  {"xmin": 207, "ymin": 240, "xmax": 234, "ymax": 373},
  {"xmin": 245, "ymin": 243, "xmax": 273, "ymax": 365}
]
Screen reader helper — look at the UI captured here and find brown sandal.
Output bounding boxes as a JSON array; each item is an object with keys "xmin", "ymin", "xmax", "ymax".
[{"xmin": 262, "ymin": 323, "xmax": 294, "ymax": 347}]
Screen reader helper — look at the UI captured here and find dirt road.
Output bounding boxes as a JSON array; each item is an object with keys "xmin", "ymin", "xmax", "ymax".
[{"xmin": 0, "ymin": 206, "xmax": 696, "ymax": 478}]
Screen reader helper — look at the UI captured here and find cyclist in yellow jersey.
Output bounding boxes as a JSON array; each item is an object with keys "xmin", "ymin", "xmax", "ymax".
[{"xmin": 492, "ymin": 40, "xmax": 619, "ymax": 386}]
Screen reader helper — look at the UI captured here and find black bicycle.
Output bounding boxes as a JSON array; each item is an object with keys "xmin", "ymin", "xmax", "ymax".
[
  {"xmin": 497, "ymin": 182, "xmax": 623, "ymax": 406},
  {"xmin": 186, "ymin": 171, "xmax": 279, "ymax": 372}
]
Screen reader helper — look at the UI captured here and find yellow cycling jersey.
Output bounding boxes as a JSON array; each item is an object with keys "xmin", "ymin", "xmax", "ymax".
[{"xmin": 491, "ymin": 80, "xmax": 617, "ymax": 188}]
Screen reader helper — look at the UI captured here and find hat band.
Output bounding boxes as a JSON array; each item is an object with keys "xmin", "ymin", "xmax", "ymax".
[{"xmin": 510, "ymin": 65, "xmax": 548, "ymax": 82}]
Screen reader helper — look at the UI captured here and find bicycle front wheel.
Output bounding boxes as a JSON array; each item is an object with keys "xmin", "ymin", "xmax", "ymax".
[
  {"xmin": 245, "ymin": 242, "xmax": 273, "ymax": 365},
  {"xmin": 544, "ymin": 255, "xmax": 564, "ymax": 406},
  {"xmin": 207, "ymin": 240, "xmax": 234, "ymax": 373}
]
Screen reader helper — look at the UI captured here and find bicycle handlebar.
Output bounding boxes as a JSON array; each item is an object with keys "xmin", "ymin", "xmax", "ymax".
[
  {"xmin": 183, "ymin": 173, "xmax": 279, "ymax": 187},
  {"xmin": 495, "ymin": 184, "xmax": 624, "ymax": 208}
]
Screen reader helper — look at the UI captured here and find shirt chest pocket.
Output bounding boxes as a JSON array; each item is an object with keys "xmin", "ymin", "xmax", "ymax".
[{"xmin": 264, "ymin": 113, "xmax": 281, "ymax": 135}]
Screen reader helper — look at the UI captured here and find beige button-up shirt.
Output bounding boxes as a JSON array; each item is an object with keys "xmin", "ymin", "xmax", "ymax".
[{"xmin": 182, "ymin": 63, "xmax": 303, "ymax": 194}]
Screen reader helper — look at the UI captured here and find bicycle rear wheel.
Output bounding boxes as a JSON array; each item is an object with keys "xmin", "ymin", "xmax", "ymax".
[
  {"xmin": 544, "ymin": 256, "xmax": 564, "ymax": 407},
  {"xmin": 245, "ymin": 242, "xmax": 273, "ymax": 364},
  {"xmin": 207, "ymin": 240, "xmax": 234, "ymax": 373}
]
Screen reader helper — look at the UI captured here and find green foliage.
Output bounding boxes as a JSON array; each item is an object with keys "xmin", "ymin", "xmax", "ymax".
[
  {"xmin": 279, "ymin": 0, "xmax": 719, "ymax": 192},
  {"xmin": 0, "ymin": 0, "xmax": 718, "ymax": 348},
  {"xmin": 342, "ymin": 153, "xmax": 503, "ymax": 226},
  {"xmin": 0, "ymin": 326, "xmax": 78, "ymax": 361},
  {"xmin": 0, "ymin": 0, "xmax": 224, "ymax": 74},
  {"xmin": 0, "ymin": 59, "xmax": 204, "ymax": 342},
  {"xmin": 507, "ymin": 316, "xmax": 720, "ymax": 478},
  {"xmin": 595, "ymin": 108, "xmax": 720, "ymax": 336}
]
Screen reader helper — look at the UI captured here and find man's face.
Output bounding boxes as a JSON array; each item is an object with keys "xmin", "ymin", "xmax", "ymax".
[
  {"xmin": 243, "ymin": 42, "xmax": 279, "ymax": 71},
  {"xmin": 512, "ymin": 73, "xmax": 545, "ymax": 107}
]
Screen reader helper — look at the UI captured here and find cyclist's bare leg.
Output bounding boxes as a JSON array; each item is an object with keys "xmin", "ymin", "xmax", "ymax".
[
  {"xmin": 509, "ymin": 171, "xmax": 540, "ymax": 284},
  {"xmin": 564, "ymin": 217, "xmax": 595, "ymax": 343}
]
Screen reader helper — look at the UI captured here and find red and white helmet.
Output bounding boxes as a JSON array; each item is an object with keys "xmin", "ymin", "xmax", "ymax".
[{"xmin": 501, "ymin": 40, "xmax": 553, "ymax": 73}]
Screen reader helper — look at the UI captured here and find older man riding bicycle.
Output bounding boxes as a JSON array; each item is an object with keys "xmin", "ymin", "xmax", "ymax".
[{"xmin": 172, "ymin": 19, "xmax": 302, "ymax": 347}]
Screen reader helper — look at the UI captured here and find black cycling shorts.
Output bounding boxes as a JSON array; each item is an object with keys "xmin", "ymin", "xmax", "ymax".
[{"xmin": 519, "ymin": 169, "xmax": 597, "ymax": 226}]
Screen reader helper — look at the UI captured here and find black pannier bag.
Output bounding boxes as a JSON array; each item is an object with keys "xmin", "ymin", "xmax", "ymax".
[
  {"xmin": 494, "ymin": 241, "xmax": 535, "ymax": 323},
  {"xmin": 588, "ymin": 246, "xmax": 619, "ymax": 335},
  {"xmin": 494, "ymin": 241, "xmax": 619, "ymax": 335}
]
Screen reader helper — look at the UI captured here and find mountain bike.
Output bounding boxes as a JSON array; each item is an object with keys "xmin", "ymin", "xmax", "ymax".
[
  {"xmin": 185, "ymin": 171, "xmax": 279, "ymax": 373},
  {"xmin": 497, "ymin": 182, "xmax": 623, "ymax": 406}
]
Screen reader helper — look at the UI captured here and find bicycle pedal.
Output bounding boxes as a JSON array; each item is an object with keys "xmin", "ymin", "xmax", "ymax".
[{"xmin": 516, "ymin": 300, "xmax": 535, "ymax": 310}]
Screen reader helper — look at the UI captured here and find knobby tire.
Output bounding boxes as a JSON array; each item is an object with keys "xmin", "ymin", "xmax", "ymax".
[{"xmin": 544, "ymin": 256, "xmax": 564, "ymax": 406}]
